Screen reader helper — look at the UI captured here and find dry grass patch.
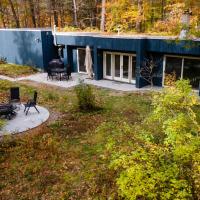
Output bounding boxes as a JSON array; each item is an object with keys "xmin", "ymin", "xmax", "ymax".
[{"xmin": 0, "ymin": 63, "xmax": 38, "ymax": 78}]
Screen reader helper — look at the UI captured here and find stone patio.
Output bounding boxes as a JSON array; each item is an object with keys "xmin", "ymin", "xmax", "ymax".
[{"xmin": 0, "ymin": 104, "xmax": 49, "ymax": 135}]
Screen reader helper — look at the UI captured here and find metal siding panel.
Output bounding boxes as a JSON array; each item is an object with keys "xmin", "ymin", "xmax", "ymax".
[
  {"xmin": 0, "ymin": 30, "xmax": 44, "ymax": 69},
  {"xmin": 41, "ymin": 31, "xmax": 57, "ymax": 70}
]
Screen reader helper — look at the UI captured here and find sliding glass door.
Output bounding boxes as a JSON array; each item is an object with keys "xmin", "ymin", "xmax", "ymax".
[
  {"xmin": 163, "ymin": 55, "xmax": 200, "ymax": 89},
  {"xmin": 183, "ymin": 58, "xmax": 200, "ymax": 89}
]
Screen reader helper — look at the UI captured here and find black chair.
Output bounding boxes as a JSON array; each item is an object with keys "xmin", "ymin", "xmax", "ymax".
[
  {"xmin": 24, "ymin": 91, "xmax": 40, "ymax": 115},
  {"xmin": 47, "ymin": 67, "xmax": 57, "ymax": 80},
  {"xmin": 62, "ymin": 65, "xmax": 72, "ymax": 80},
  {"xmin": 10, "ymin": 87, "xmax": 20, "ymax": 104}
]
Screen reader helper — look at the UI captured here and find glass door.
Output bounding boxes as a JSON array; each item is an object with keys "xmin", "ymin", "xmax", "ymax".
[
  {"xmin": 77, "ymin": 48, "xmax": 86, "ymax": 73},
  {"xmin": 103, "ymin": 52, "xmax": 136, "ymax": 83},
  {"xmin": 114, "ymin": 54, "xmax": 121, "ymax": 81},
  {"xmin": 131, "ymin": 56, "xmax": 136, "ymax": 83},
  {"xmin": 104, "ymin": 53, "xmax": 112, "ymax": 79},
  {"xmin": 121, "ymin": 55, "xmax": 129, "ymax": 82}
]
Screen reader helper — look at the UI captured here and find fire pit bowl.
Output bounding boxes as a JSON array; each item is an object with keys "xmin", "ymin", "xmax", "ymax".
[{"xmin": 0, "ymin": 104, "xmax": 16, "ymax": 120}]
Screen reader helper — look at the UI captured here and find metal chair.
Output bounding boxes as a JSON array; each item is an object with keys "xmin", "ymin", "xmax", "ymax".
[
  {"xmin": 24, "ymin": 91, "xmax": 40, "ymax": 115},
  {"xmin": 47, "ymin": 67, "xmax": 57, "ymax": 80},
  {"xmin": 61, "ymin": 64, "xmax": 72, "ymax": 80}
]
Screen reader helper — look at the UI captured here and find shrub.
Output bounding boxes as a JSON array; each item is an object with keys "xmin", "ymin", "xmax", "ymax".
[
  {"xmin": 0, "ymin": 56, "xmax": 7, "ymax": 64},
  {"xmin": 0, "ymin": 119, "xmax": 5, "ymax": 130},
  {"xmin": 108, "ymin": 80, "xmax": 200, "ymax": 200},
  {"xmin": 75, "ymin": 81, "xmax": 97, "ymax": 111}
]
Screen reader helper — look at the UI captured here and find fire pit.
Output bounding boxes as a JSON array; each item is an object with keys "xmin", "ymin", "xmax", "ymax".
[{"xmin": 0, "ymin": 104, "xmax": 16, "ymax": 120}]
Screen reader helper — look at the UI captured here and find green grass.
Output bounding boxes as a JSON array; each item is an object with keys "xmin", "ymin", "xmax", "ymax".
[
  {"xmin": 0, "ymin": 63, "xmax": 38, "ymax": 78},
  {"xmin": 0, "ymin": 79, "xmax": 153, "ymax": 199}
]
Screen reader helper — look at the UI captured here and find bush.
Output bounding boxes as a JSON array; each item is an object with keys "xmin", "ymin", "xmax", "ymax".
[
  {"xmin": 108, "ymin": 80, "xmax": 200, "ymax": 200},
  {"xmin": 0, "ymin": 56, "xmax": 7, "ymax": 64},
  {"xmin": 75, "ymin": 81, "xmax": 97, "ymax": 111},
  {"xmin": 0, "ymin": 119, "xmax": 5, "ymax": 130}
]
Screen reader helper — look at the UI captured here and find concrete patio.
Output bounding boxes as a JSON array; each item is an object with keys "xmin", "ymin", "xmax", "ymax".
[
  {"xmin": 0, "ymin": 73, "xmax": 161, "ymax": 92},
  {"xmin": 0, "ymin": 104, "xmax": 49, "ymax": 135}
]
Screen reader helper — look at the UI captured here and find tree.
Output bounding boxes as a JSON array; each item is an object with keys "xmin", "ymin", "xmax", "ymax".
[
  {"xmin": 136, "ymin": 0, "xmax": 143, "ymax": 32},
  {"xmin": 140, "ymin": 56, "xmax": 162, "ymax": 87},
  {"xmin": 0, "ymin": 1, "xmax": 6, "ymax": 28},
  {"xmin": 8, "ymin": 0, "xmax": 20, "ymax": 28},
  {"xmin": 72, "ymin": 0, "xmax": 78, "ymax": 26},
  {"xmin": 27, "ymin": 0, "xmax": 36, "ymax": 27},
  {"xmin": 100, "ymin": 0, "xmax": 106, "ymax": 31},
  {"xmin": 108, "ymin": 80, "xmax": 200, "ymax": 199}
]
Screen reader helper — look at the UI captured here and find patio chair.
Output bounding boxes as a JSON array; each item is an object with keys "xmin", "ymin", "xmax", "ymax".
[
  {"xmin": 10, "ymin": 87, "xmax": 20, "ymax": 104},
  {"xmin": 47, "ymin": 68, "xmax": 57, "ymax": 80},
  {"xmin": 24, "ymin": 91, "xmax": 40, "ymax": 115},
  {"xmin": 61, "ymin": 64, "xmax": 72, "ymax": 80}
]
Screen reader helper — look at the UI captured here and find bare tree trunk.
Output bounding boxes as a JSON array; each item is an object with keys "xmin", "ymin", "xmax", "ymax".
[
  {"xmin": 8, "ymin": 0, "xmax": 20, "ymax": 28},
  {"xmin": 51, "ymin": 0, "xmax": 58, "ymax": 26},
  {"xmin": 0, "ymin": 2, "xmax": 6, "ymax": 28},
  {"xmin": 35, "ymin": 0, "xmax": 40, "ymax": 27},
  {"xmin": 92, "ymin": 0, "xmax": 98, "ymax": 27},
  {"xmin": 27, "ymin": 0, "xmax": 36, "ymax": 27},
  {"xmin": 136, "ymin": 0, "xmax": 143, "ymax": 32},
  {"xmin": 161, "ymin": 0, "xmax": 165, "ymax": 20},
  {"xmin": 100, "ymin": 0, "xmax": 106, "ymax": 31},
  {"xmin": 150, "ymin": 0, "xmax": 154, "ymax": 24},
  {"xmin": 72, "ymin": 0, "xmax": 78, "ymax": 26}
]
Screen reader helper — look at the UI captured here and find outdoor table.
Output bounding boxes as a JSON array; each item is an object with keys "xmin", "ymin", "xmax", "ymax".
[{"xmin": 51, "ymin": 68, "xmax": 65, "ymax": 81}]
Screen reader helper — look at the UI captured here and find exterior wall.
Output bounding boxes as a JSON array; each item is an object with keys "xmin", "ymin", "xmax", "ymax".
[
  {"xmin": 0, "ymin": 29, "xmax": 199, "ymax": 88},
  {"xmin": 56, "ymin": 34, "xmax": 200, "ymax": 88},
  {"xmin": 0, "ymin": 29, "xmax": 56, "ymax": 69}
]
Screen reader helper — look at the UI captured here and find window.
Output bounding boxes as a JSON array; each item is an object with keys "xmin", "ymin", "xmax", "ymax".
[
  {"xmin": 183, "ymin": 59, "xmax": 200, "ymax": 89},
  {"xmin": 164, "ymin": 55, "xmax": 200, "ymax": 89}
]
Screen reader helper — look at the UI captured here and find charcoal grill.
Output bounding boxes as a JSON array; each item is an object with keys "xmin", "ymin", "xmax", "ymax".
[{"xmin": 0, "ymin": 104, "xmax": 16, "ymax": 120}]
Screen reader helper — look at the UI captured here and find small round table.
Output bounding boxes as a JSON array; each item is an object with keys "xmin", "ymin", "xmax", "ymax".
[{"xmin": 51, "ymin": 68, "xmax": 65, "ymax": 81}]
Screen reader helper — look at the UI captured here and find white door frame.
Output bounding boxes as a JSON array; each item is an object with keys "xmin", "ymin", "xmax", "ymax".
[
  {"xmin": 113, "ymin": 53, "xmax": 122, "ymax": 81},
  {"xmin": 103, "ymin": 52, "xmax": 112, "ymax": 79},
  {"xmin": 103, "ymin": 51, "xmax": 136, "ymax": 83},
  {"xmin": 77, "ymin": 48, "xmax": 87, "ymax": 74}
]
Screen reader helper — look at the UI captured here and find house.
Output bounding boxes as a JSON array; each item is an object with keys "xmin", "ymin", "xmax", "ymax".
[{"xmin": 0, "ymin": 28, "xmax": 200, "ymax": 89}]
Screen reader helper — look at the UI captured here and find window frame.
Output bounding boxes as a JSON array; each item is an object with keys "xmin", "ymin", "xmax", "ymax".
[{"xmin": 163, "ymin": 55, "xmax": 200, "ymax": 88}]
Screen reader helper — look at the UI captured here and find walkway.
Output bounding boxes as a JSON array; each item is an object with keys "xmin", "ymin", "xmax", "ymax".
[{"xmin": 0, "ymin": 73, "xmax": 161, "ymax": 92}]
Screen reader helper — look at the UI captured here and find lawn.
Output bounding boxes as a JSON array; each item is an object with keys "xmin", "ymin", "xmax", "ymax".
[
  {"xmin": 0, "ymin": 63, "xmax": 38, "ymax": 78},
  {"xmin": 0, "ymin": 79, "xmax": 152, "ymax": 200}
]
